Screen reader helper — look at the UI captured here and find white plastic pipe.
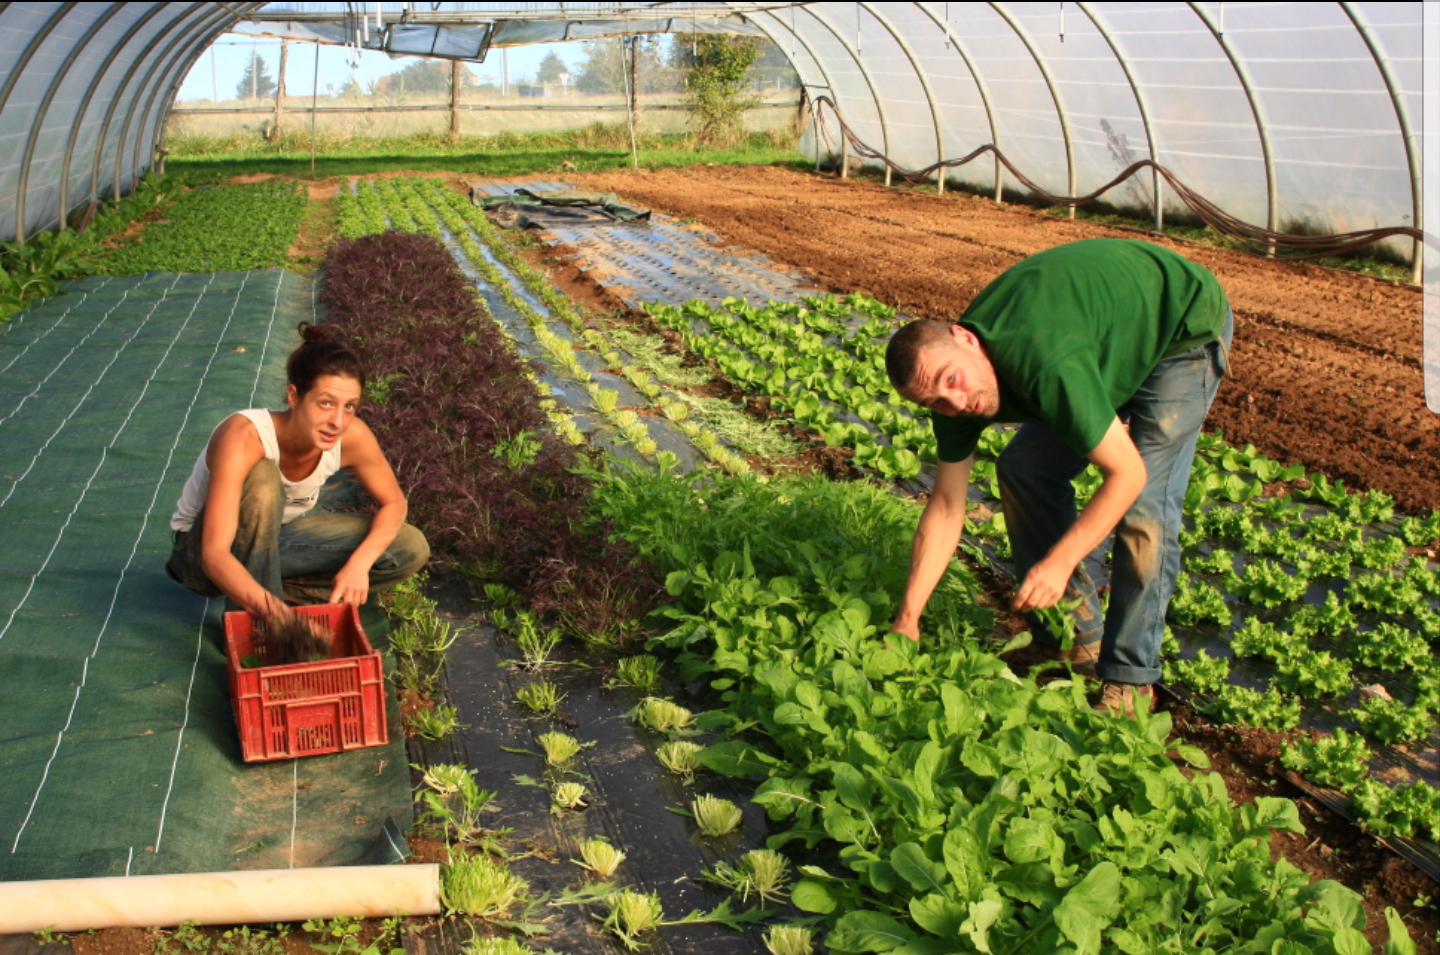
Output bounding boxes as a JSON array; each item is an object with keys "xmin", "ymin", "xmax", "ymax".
[{"xmin": 0, "ymin": 864, "xmax": 442, "ymax": 933}]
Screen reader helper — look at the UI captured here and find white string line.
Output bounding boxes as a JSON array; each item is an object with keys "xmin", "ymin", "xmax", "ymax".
[
  {"xmin": 0, "ymin": 273, "xmax": 219, "ymax": 647},
  {"xmin": 125, "ymin": 846, "xmax": 133, "ymax": 876},
  {"xmin": 0, "ymin": 276, "xmax": 143, "ymax": 430},
  {"xmin": 10, "ymin": 657, "xmax": 88, "ymax": 853},
  {"xmin": 0, "ymin": 276, "xmax": 116, "ymax": 377},
  {"xmin": 10, "ymin": 270, "xmax": 255, "ymax": 853},
  {"xmin": 248, "ymin": 271, "xmax": 286, "ymax": 407},
  {"xmin": 86, "ymin": 272, "xmax": 256, "ymax": 658},
  {"xmin": 4, "ymin": 270, "xmax": 259, "ymax": 852},
  {"xmin": 151, "ymin": 272, "xmax": 265, "ymax": 853},
  {"xmin": 4, "ymin": 273, "xmax": 244, "ymax": 852},
  {"xmin": 153, "ymin": 598, "xmax": 208, "ymax": 855},
  {"xmin": 0, "ymin": 278, "xmax": 164, "ymax": 509}
]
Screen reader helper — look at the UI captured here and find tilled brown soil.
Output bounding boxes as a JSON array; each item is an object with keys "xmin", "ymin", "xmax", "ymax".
[{"xmin": 575, "ymin": 165, "xmax": 1437, "ymax": 513}]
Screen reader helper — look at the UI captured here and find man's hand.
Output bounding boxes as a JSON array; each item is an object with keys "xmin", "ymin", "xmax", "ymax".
[
  {"xmin": 1013, "ymin": 558, "xmax": 1070, "ymax": 614},
  {"xmin": 891, "ymin": 457, "xmax": 974, "ymax": 647},
  {"xmin": 888, "ymin": 615, "xmax": 922, "ymax": 643},
  {"xmin": 1011, "ymin": 419, "xmax": 1145, "ymax": 615},
  {"xmin": 329, "ymin": 559, "xmax": 372, "ymax": 606}
]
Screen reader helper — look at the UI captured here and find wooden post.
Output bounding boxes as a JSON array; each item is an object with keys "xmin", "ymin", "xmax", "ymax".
[
  {"xmin": 309, "ymin": 40, "xmax": 319, "ymax": 173},
  {"xmin": 625, "ymin": 37, "xmax": 639, "ymax": 168},
  {"xmin": 450, "ymin": 60, "xmax": 461, "ymax": 139},
  {"xmin": 272, "ymin": 38, "xmax": 288, "ymax": 141}
]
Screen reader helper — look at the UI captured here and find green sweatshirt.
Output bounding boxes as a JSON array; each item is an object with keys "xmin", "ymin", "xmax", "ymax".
[{"xmin": 932, "ymin": 238, "xmax": 1227, "ymax": 462}]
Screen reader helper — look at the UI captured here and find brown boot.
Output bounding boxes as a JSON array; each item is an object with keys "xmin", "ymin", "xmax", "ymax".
[{"xmin": 1095, "ymin": 681, "xmax": 1155, "ymax": 717}]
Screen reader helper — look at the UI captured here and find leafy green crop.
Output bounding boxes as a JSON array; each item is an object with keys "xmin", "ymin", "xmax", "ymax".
[
  {"xmin": 96, "ymin": 181, "xmax": 307, "ymax": 274},
  {"xmin": 1168, "ymin": 574, "xmax": 1232, "ymax": 627},
  {"xmin": 1206, "ymin": 685, "xmax": 1302, "ymax": 731},
  {"xmin": 1280, "ymin": 729, "xmax": 1371, "ymax": 792},
  {"xmin": 1164, "ymin": 649, "xmax": 1231, "ymax": 694},
  {"xmin": 589, "ymin": 465, "xmax": 1408, "ymax": 954},
  {"xmin": 1224, "ymin": 559, "xmax": 1310, "ymax": 608},
  {"xmin": 1270, "ymin": 649, "xmax": 1352, "ymax": 699},
  {"xmin": 1351, "ymin": 778, "xmax": 1440, "ymax": 842},
  {"xmin": 1355, "ymin": 698, "xmax": 1434, "ymax": 745},
  {"xmin": 1350, "ymin": 622, "xmax": 1431, "ymax": 672}
]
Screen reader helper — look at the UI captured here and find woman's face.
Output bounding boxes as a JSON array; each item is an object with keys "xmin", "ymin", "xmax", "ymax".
[{"xmin": 287, "ymin": 374, "xmax": 362, "ymax": 452}]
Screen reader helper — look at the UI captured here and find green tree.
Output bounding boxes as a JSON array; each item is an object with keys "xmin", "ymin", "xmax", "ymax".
[
  {"xmin": 235, "ymin": 53, "xmax": 277, "ymax": 101},
  {"xmin": 675, "ymin": 34, "xmax": 763, "ymax": 146},
  {"xmin": 536, "ymin": 50, "xmax": 569, "ymax": 86},
  {"xmin": 574, "ymin": 36, "xmax": 667, "ymax": 95},
  {"xmin": 384, "ymin": 59, "xmax": 471, "ymax": 95}
]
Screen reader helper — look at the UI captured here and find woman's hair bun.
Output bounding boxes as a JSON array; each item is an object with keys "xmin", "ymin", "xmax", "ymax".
[
  {"xmin": 298, "ymin": 322, "xmax": 340, "ymax": 346},
  {"xmin": 287, "ymin": 322, "xmax": 365, "ymax": 397}
]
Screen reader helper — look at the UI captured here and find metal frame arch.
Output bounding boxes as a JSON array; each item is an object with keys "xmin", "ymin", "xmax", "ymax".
[
  {"xmin": 105, "ymin": 4, "xmax": 231, "ymax": 200},
  {"xmin": 913, "ymin": 1, "xmax": 1005, "ymax": 199},
  {"xmin": 1187, "ymin": 1, "xmax": 1278, "ymax": 234},
  {"xmin": 0, "ymin": 4, "xmax": 79, "ymax": 148},
  {"xmin": 88, "ymin": 1, "xmax": 210, "ymax": 202},
  {"xmin": 58, "ymin": 2, "xmax": 175, "ymax": 234},
  {"xmin": 1074, "ymin": 1, "xmax": 1164, "ymax": 231},
  {"xmin": 986, "ymin": 2, "xmax": 1076, "ymax": 211},
  {"xmin": 855, "ymin": 2, "xmax": 947, "ymax": 193},
  {"xmin": 741, "ymin": 7, "xmax": 845, "ymax": 169},
  {"xmin": 129, "ymin": 5, "xmax": 251, "ymax": 189},
  {"xmin": 794, "ymin": 3, "xmax": 893, "ymax": 185},
  {"xmin": 1339, "ymin": 0, "xmax": 1422, "ymax": 282},
  {"xmin": 741, "ymin": 8, "xmax": 837, "ymax": 94},
  {"xmin": 15, "ymin": 3, "xmax": 129, "ymax": 241}
]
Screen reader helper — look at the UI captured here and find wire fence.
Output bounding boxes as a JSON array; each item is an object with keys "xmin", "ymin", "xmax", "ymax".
[{"xmin": 168, "ymin": 91, "xmax": 803, "ymax": 142}]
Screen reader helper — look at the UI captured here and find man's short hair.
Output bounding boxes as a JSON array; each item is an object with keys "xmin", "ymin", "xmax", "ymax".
[{"xmin": 886, "ymin": 319, "xmax": 956, "ymax": 392}]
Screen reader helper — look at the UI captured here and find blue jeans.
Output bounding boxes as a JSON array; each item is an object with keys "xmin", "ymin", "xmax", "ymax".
[
  {"xmin": 996, "ymin": 310, "xmax": 1232, "ymax": 685},
  {"xmin": 165, "ymin": 459, "xmax": 430, "ymax": 607}
]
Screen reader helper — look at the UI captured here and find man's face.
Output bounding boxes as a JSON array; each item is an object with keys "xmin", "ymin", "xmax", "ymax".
[{"xmin": 901, "ymin": 325, "xmax": 1000, "ymax": 418}]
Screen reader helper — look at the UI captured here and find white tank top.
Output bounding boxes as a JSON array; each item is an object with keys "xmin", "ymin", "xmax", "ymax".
[{"xmin": 170, "ymin": 409, "xmax": 344, "ymax": 532}]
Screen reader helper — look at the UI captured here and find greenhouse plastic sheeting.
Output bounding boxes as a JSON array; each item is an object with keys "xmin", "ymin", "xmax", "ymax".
[
  {"xmin": 0, "ymin": 2, "xmax": 1423, "ymax": 259},
  {"xmin": 0, "ymin": 270, "xmax": 411, "ymax": 881}
]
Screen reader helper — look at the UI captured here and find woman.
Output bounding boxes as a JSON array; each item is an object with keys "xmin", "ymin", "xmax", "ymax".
[{"xmin": 166, "ymin": 323, "xmax": 429, "ymax": 623}]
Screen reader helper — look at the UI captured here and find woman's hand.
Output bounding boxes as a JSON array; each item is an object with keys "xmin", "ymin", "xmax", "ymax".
[
  {"xmin": 329, "ymin": 559, "xmax": 372, "ymax": 607},
  {"xmin": 251, "ymin": 589, "xmax": 294, "ymax": 626}
]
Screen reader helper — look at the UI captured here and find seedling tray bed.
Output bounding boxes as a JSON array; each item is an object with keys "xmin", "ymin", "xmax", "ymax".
[{"xmin": 224, "ymin": 603, "xmax": 388, "ymax": 763}]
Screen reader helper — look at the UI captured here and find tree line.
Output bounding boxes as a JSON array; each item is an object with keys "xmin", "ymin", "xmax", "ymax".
[{"xmin": 233, "ymin": 33, "xmax": 798, "ymax": 101}]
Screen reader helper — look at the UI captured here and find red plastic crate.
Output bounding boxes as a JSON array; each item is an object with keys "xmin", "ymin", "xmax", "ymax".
[{"xmin": 224, "ymin": 603, "xmax": 388, "ymax": 762}]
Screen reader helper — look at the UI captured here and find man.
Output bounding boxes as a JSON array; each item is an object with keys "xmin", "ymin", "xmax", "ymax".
[{"xmin": 884, "ymin": 238, "xmax": 1231, "ymax": 715}]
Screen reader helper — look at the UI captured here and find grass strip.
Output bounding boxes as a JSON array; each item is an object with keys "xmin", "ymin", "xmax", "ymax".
[{"xmin": 165, "ymin": 125, "xmax": 806, "ymax": 181}]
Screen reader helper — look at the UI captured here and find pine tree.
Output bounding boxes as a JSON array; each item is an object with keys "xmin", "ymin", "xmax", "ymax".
[
  {"xmin": 235, "ymin": 52, "xmax": 278, "ymax": 100},
  {"xmin": 536, "ymin": 51, "xmax": 569, "ymax": 86}
]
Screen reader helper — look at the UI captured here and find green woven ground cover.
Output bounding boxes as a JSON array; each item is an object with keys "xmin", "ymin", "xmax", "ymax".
[{"xmin": 0, "ymin": 270, "xmax": 410, "ymax": 881}]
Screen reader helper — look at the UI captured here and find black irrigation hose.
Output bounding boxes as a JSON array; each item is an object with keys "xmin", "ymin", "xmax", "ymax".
[{"xmin": 809, "ymin": 95, "xmax": 1421, "ymax": 263}]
